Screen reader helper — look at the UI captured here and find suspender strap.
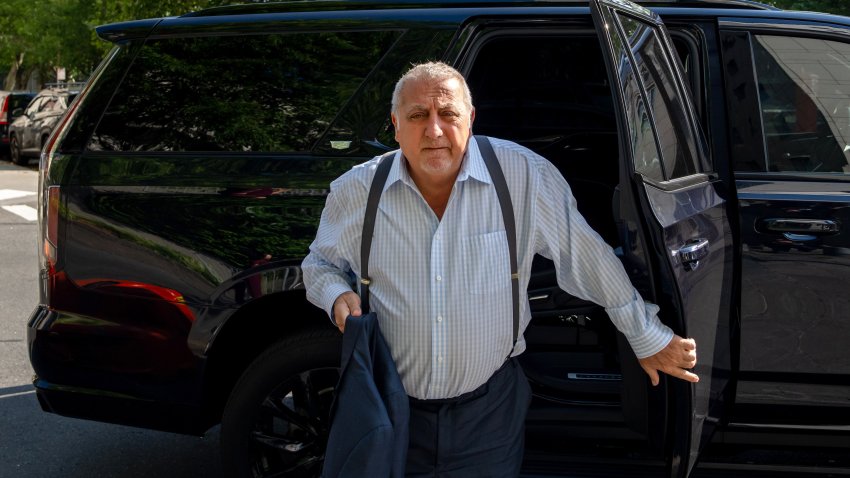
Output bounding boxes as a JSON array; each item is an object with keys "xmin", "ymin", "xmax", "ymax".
[
  {"xmin": 474, "ymin": 135, "xmax": 520, "ymax": 355},
  {"xmin": 360, "ymin": 150, "xmax": 396, "ymax": 314},
  {"xmin": 360, "ymin": 138, "xmax": 520, "ymax": 354}
]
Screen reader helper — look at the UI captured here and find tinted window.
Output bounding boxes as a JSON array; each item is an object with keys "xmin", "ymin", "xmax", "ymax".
[
  {"xmin": 751, "ymin": 35, "xmax": 850, "ymax": 174},
  {"xmin": 89, "ymin": 31, "xmax": 399, "ymax": 153},
  {"xmin": 10, "ymin": 94, "xmax": 34, "ymax": 112},
  {"xmin": 618, "ymin": 14, "xmax": 701, "ymax": 180}
]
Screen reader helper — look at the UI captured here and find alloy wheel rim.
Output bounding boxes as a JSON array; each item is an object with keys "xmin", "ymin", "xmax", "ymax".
[{"xmin": 247, "ymin": 367, "xmax": 339, "ymax": 478}]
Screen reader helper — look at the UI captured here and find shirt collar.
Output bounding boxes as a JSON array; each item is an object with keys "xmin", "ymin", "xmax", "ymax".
[{"xmin": 383, "ymin": 137, "xmax": 492, "ymax": 193}]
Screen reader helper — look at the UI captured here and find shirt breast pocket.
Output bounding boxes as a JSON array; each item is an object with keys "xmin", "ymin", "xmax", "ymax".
[{"xmin": 462, "ymin": 231, "xmax": 511, "ymax": 295}]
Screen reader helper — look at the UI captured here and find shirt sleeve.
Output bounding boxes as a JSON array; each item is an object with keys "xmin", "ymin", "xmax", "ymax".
[
  {"xmin": 531, "ymin": 158, "xmax": 673, "ymax": 359},
  {"xmin": 302, "ymin": 178, "xmax": 360, "ymax": 322}
]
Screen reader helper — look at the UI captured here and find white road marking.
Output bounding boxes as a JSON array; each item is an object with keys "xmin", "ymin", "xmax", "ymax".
[
  {"xmin": 0, "ymin": 389, "xmax": 36, "ymax": 399},
  {"xmin": 0, "ymin": 189, "xmax": 36, "ymax": 201},
  {"xmin": 2, "ymin": 205, "xmax": 38, "ymax": 222}
]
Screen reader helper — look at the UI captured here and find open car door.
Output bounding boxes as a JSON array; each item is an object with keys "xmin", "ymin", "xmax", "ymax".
[{"xmin": 589, "ymin": 0, "xmax": 738, "ymax": 476}]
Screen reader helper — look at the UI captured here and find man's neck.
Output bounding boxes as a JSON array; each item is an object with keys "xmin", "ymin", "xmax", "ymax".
[{"xmin": 407, "ymin": 165, "xmax": 460, "ymax": 221}]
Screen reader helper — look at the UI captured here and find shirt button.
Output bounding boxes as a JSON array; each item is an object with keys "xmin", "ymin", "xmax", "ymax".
[
  {"xmin": 438, "ymin": 356, "xmax": 444, "ymax": 363},
  {"xmin": 437, "ymin": 316, "xmax": 443, "ymax": 322},
  {"xmin": 436, "ymin": 275, "xmax": 442, "ymax": 281}
]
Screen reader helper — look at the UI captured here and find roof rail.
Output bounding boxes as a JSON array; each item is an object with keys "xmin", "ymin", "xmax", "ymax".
[
  {"xmin": 181, "ymin": 0, "xmax": 775, "ymax": 17},
  {"xmin": 43, "ymin": 81, "xmax": 87, "ymax": 90}
]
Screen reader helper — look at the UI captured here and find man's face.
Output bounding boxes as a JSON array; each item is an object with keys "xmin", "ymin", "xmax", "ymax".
[{"xmin": 391, "ymin": 76, "xmax": 475, "ymax": 183}]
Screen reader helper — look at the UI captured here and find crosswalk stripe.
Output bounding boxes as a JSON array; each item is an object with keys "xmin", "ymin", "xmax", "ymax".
[
  {"xmin": 0, "ymin": 189, "xmax": 37, "ymax": 201},
  {"xmin": 2, "ymin": 205, "xmax": 38, "ymax": 222}
]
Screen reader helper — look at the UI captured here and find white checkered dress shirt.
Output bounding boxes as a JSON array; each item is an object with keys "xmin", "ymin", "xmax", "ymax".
[{"xmin": 302, "ymin": 136, "xmax": 673, "ymax": 400}]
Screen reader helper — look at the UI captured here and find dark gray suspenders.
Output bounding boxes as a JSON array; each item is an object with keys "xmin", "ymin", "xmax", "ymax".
[
  {"xmin": 475, "ymin": 135, "xmax": 521, "ymax": 353},
  {"xmin": 359, "ymin": 149, "xmax": 395, "ymax": 315},
  {"xmin": 359, "ymin": 135, "xmax": 520, "ymax": 355}
]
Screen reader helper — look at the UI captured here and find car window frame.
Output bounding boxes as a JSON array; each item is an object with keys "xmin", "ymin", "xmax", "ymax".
[
  {"xmin": 721, "ymin": 16, "xmax": 850, "ymax": 182},
  {"xmin": 610, "ymin": 9, "xmax": 714, "ymax": 191}
]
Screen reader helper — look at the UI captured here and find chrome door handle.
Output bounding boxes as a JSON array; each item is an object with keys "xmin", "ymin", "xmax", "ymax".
[
  {"xmin": 782, "ymin": 233, "xmax": 817, "ymax": 242},
  {"xmin": 672, "ymin": 238, "xmax": 709, "ymax": 271},
  {"xmin": 758, "ymin": 218, "xmax": 839, "ymax": 235}
]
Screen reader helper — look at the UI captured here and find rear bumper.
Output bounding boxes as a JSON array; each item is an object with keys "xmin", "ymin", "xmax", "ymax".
[
  {"xmin": 27, "ymin": 305, "xmax": 212, "ymax": 435},
  {"xmin": 32, "ymin": 377, "xmax": 209, "ymax": 435}
]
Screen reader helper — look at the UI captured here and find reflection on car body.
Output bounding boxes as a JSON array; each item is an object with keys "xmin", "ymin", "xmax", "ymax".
[
  {"xmin": 8, "ymin": 83, "xmax": 82, "ymax": 165},
  {"xmin": 25, "ymin": 1, "xmax": 850, "ymax": 476}
]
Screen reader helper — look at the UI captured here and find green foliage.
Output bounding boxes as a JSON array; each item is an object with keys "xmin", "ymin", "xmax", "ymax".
[
  {"xmin": 4, "ymin": 0, "xmax": 850, "ymax": 91},
  {"xmin": 0, "ymin": 0, "xmax": 229, "ymax": 90},
  {"xmin": 762, "ymin": 0, "xmax": 850, "ymax": 16},
  {"xmin": 89, "ymin": 31, "xmax": 399, "ymax": 154}
]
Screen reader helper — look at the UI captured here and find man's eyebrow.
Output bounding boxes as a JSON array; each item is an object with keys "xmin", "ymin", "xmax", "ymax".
[{"xmin": 403, "ymin": 104, "xmax": 428, "ymax": 114}]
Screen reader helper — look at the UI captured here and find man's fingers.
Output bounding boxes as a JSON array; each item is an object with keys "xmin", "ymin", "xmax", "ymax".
[
  {"xmin": 640, "ymin": 362, "xmax": 661, "ymax": 386},
  {"xmin": 667, "ymin": 366, "xmax": 700, "ymax": 383},
  {"xmin": 648, "ymin": 369, "xmax": 660, "ymax": 387},
  {"xmin": 639, "ymin": 334, "xmax": 700, "ymax": 385},
  {"xmin": 332, "ymin": 291, "xmax": 362, "ymax": 333},
  {"xmin": 344, "ymin": 295, "xmax": 362, "ymax": 317}
]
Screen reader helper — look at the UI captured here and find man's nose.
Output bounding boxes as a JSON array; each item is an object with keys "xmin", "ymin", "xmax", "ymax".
[{"xmin": 425, "ymin": 115, "xmax": 443, "ymax": 138}]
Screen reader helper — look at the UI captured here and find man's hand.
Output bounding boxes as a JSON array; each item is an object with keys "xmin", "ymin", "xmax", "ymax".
[
  {"xmin": 638, "ymin": 335, "xmax": 698, "ymax": 386},
  {"xmin": 332, "ymin": 291, "xmax": 362, "ymax": 333}
]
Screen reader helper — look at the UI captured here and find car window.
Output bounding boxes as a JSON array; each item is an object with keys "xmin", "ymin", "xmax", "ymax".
[
  {"xmin": 39, "ymin": 97, "xmax": 58, "ymax": 113},
  {"xmin": 88, "ymin": 31, "xmax": 399, "ymax": 153},
  {"xmin": 25, "ymin": 98, "xmax": 43, "ymax": 117},
  {"xmin": 616, "ymin": 13, "xmax": 701, "ymax": 181},
  {"xmin": 10, "ymin": 94, "xmax": 34, "ymax": 112},
  {"xmin": 750, "ymin": 34, "xmax": 850, "ymax": 174}
]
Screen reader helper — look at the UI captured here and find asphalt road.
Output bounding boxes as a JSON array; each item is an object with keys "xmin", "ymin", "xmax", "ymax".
[{"xmin": 0, "ymin": 159, "xmax": 224, "ymax": 478}]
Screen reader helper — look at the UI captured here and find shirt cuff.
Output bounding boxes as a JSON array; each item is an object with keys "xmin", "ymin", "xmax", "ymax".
[
  {"xmin": 321, "ymin": 283, "xmax": 355, "ymax": 324},
  {"xmin": 606, "ymin": 299, "xmax": 674, "ymax": 359}
]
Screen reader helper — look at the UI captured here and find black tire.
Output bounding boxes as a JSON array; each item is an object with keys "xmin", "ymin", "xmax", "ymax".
[
  {"xmin": 9, "ymin": 135, "xmax": 25, "ymax": 166},
  {"xmin": 221, "ymin": 329, "xmax": 342, "ymax": 478}
]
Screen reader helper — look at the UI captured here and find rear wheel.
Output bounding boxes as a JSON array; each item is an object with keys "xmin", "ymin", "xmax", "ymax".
[
  {"xmin": 220, "ymin": 329, "xmax": 341, "ymax": 478},
  {"xmin": 9, "ymin": 135, "xmax": 25, "ymax": 165}
]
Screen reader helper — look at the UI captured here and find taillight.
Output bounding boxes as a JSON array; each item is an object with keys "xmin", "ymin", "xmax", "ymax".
[
  {"xmin": 0, "ymin": 96, "xmax": 8, "ymax": 134},
  {"xmin": 44, "ymin": 185, "xmax": 60, "ymax": 275}
]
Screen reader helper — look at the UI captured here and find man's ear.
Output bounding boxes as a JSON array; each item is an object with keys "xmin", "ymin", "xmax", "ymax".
[
  {"xmin": 391, "ymin": 113, "xmax": 399, "ymax": 141},
  {"xmin": 469, "ymin": 107, "xmax": 476, "ymax": 128}
]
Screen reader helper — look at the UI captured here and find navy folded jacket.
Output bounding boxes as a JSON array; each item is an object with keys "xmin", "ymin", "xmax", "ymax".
[{"xmin": 322, "ymin": 313, "xmax": 409, "ymax": 478}]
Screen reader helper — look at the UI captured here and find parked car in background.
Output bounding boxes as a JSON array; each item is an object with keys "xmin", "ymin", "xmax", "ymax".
[
  {"xmin": 8, "ymin": 83, "xmax": 83, "ymax": 165},
  {"xmin": 0, "ymin": 90, "xmax": 35, "ymax": 159},
  {"xmin": 27, "ymin": 0, "xmax": 850, "ymax": 477}
]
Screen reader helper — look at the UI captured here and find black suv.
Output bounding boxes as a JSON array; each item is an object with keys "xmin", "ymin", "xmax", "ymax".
[
  {"xmin": 27, "ymin": 1, "xmax": 850, "ymax": 476},
  {"xmin": 9, "ymin": 84, "xmax": 82, "ymax": 165}
]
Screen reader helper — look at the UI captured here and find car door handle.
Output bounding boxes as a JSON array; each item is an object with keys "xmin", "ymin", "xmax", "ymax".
[
  {"xmin": 757, "ymin": 218, "xmax": 839, "ymax": 235},
  {"xmin": 672, "ymin": 238, "xmax": 709, "ymax": 271}
]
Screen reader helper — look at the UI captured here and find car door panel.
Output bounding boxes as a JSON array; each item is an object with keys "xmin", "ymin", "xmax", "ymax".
[
  {"xmin": 720, "ymin": 23, "xmax": 850, "ymax": 427},
  {"xmin": 590, "ymin": 0, "xmax": 737, "ymax": 475}
]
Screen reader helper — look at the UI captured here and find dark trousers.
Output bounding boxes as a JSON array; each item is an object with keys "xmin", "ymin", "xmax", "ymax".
[{"xmin": 405, "ymin": 359, "xmax": 532, "ymax": 478}]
